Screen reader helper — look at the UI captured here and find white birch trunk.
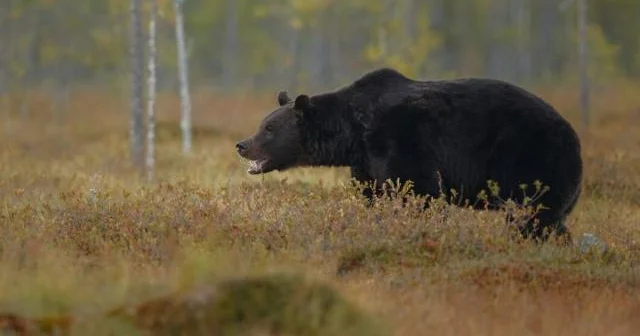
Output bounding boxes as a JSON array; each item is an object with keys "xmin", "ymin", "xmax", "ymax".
[
  {"xmin": 130, "ymin": 0, "xmax": 145, "ymax": 168},
  {"xmin": 174, "ymin": 0, "xmax": 192, "ymax": 154},
  {"xmin": 146, "ymin": 0, "xmax": 158, "ymax": 182}
]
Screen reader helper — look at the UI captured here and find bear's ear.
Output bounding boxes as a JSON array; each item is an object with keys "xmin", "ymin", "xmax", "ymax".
[
  {"xmin": 277, "ymin": 90, "xmax": 291, "ymax": 106},
  {"xmin": 294, "ymin": 94, "xmax": 310, "ymax": 111}
]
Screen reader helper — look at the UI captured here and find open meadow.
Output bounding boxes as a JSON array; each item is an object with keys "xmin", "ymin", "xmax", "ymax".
[{"xmin": 1, "ymin": 82, "xmax": 640, "ymax": 335}]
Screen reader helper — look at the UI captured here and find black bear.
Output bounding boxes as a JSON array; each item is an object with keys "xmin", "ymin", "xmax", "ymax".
[{"xmin": 235, "ymin": 68, "xmax": 583, "ymax": 243}]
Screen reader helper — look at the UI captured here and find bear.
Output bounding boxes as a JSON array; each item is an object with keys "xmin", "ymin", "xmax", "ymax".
[{"xmin": 235, "ymin": 68, "xmax": 583, "ymax": 243}]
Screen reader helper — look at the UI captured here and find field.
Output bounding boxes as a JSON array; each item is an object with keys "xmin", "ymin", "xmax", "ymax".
[{"xmin": 1, "ymin": 82, "xmax": 640, "ymax": 335}]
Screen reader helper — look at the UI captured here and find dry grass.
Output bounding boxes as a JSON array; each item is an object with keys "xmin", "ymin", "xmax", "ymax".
[{"xmin": 0, "ymin": 81, "xmax": 639, "ymax": 335}]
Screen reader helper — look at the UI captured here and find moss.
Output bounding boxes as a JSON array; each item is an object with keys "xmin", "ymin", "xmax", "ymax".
[{"xmin": 112, "ymin": 273, "xmax": 386, "ymax": 336}]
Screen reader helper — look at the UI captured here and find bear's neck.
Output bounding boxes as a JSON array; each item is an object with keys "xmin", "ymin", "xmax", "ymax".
[{"xmin": 300, "ymin": 95, "xmax": 365, "ymax": 168}]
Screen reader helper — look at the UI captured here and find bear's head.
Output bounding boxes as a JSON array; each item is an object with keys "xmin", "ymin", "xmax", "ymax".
[{"xmin": 236, "ymin": 91, "xmax": 311, "ymax": 175}]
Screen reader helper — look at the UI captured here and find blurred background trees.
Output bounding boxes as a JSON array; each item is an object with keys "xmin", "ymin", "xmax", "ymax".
[{"xmin": 1, "ymin": 0, "xmax": 638, "ymax": 96}]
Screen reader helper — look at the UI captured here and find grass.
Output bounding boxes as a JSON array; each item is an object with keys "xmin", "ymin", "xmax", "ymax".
[{"xmin": 1, "ymin": 81, "xmax": 640, "ymax": 335}]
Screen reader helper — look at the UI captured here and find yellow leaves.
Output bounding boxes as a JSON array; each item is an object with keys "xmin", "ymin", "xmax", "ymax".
[
  {"xmin": 8, "ymin": 0, "xmax": 54, "ymax": 19},
  {"xmin": 40, "ymin": 42, "xmax": 61, "ymax": 64},
  {"xmin": 253, "ymin": 4, "xmax": 270, "ymax": 18},
  {"xmin": 147, "ymin": 0, "xmax": 174, "ymax": 20},
  {"xmin": 107, "ymin": 0, "xmax": 128, "ymax": 15},
  {"xmin": 364, "ymin": 43, "xmax": 384, "ymax": 64},
  {"xmin": 156, "ymin": 0, "xmax": 174, "ymax": 14},
  {"xmin": 8, "ymin": 60, "xmax": 26, "ymax": 81},
  {"xmin": 289, "ymin": 17, "xmax": 303, "ymax": 30},
  {"xmin": 290, "ymin": 0, "xmax": 333, "ymax": 14},
  {"xmin": 362, "ymin": 8, "xmax": 442, "ymax": 79},
  {"xmin": 9, "ymin": 7, "xmax": 24, "ymax": 19},
  {"xmin": 90, "ymin": 29, "xmax": 115, "ymax": 50},
  {"xmin": 287, "ymin": 0, "xmax": 334, "ymax": 28}
]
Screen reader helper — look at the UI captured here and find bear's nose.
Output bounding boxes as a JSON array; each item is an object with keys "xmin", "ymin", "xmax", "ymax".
[{"xmin": 236, "ymin": 141, "xmax": 248, "ymax": 153}]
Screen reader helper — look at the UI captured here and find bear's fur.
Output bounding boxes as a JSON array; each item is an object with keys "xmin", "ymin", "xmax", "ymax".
[{"xmin": 236, "ymin": 68, "xmax": 583, "ymax": 242}]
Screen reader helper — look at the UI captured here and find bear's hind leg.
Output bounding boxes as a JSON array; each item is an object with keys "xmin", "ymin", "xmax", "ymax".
[{"xmin": 515, "ymin": 209, "xmax": 573, "ymax": 245}]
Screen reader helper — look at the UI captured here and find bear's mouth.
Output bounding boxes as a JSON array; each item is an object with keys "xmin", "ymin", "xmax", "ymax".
[{"xmin": 247, "ymin": 159, "xmax": 270, "ymax": 175}]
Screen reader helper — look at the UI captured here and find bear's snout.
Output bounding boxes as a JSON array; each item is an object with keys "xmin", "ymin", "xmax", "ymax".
[{"xmin": 236, "ymin": 141, "xmax": 249, "ymax": 155}]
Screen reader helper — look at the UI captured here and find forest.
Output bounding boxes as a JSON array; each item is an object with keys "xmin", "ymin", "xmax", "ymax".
[
  {"xmin": 1, "ymin": 0, "xmax": 639, "ymax": 93},
  {"xmin": 1, "ymin": 0, "xmax": 640, "ymax": 335}
]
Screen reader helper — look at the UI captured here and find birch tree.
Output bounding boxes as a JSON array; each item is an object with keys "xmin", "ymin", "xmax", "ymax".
[
  {"xmin": 146, "ymin": 0, "xmax": 158, "ymax": 182},
  {"xmin": 130, "ymin": 0, "xmax": 145, "ymax": 168},
  {"xmin": 222, "ymin": 0, "xmax": 239, "ymax": 89},
  {"xmin": 1, "ymin": 0, "xmax": 637, "ymax": 105},
  {"xmin": 577, "ymin": 0, "xmax": 590, "ymax": 129},
  {"xmin": 560, "ymin": 0, "xmax": 590, "ymax": 130},
  {"xmin": 0, "ymin": 0, "xmax": 12, "ymax": 135},
  {"xmin": 515, "ymin": 0, "xmax": 532, "ymax": 83},
  {"xmin": 174, "ymin": 0, "xmax": 192, "ymax": 155}
]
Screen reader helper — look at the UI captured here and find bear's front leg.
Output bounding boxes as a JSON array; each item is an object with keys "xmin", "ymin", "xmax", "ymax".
[{"xmin": 349, "ymin": 166, "xmax": 380, "ymax": 206}]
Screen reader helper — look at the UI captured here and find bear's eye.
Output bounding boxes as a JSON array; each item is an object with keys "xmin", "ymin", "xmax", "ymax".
[{"xmin": 265, "ymin": 125, "xmax": 274, "ymax": 133}]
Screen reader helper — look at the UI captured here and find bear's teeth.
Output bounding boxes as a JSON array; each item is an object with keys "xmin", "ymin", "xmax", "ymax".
[{"xmin": 247, "ymin": 160, "xmax": 261, "ymax": 173}]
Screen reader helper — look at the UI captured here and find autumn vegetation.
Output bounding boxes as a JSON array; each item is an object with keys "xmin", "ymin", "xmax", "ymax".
[
  {"xmin": 0, "ymin": 81, "xmax": 638, "ymax": 335},
  {"xmin": 2, "ymin": 0, "xmax": 640, "ymax": 335}
]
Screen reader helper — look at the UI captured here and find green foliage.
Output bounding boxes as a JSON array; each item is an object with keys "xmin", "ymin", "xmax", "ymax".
[
  {"xmin": 362, "ymin": 1, "xmax": 442, "ymax": 78},
  {"xmin": 109, "ymin": 274, "xmax": 385, "ymax": 336},
  {"xmin": 587, "ymin": 24, "xmax": 622, "ymax": 80},
  {"xmin": 2, "ymin": 0, "xmax": 639, "ymax": 93}
]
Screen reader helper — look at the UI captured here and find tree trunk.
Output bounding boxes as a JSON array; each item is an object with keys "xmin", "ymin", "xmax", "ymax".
[
  {"xmin": 488, "ymin": 0, "xmax": 507, "ymax": 80},
  {"xmin": 222, "ymin": 0, "xmax": 239, "ymax": 89},
  {"xmin": 174, "ymin": 0, "xmax": 192, "ymax": 154},
  {"xmin": 536, "ymin": 0, "xmax": 560, "ymax": 79},
  {"xmin": 310, "ymin": 22, "xmax": 328, "ymax": 90},
  {"xmin": 0, "ymin": 0, "xmax": 11, "ymax": 134},
  {"xmin": 146, "ymin": 0, "xmax": 158, "ymax": 182},
  {"xmin": 129, "ymin": 0, "xmax": 145, "ymax": 169},
  {"xmin": 287, "ymin": 27, "xmax": 300, "ymax": 91},
  {"xmin": 515, "ymin": 0, "xmax": 532, "ymax": 83},
  {"xmin": 578, "ymin": 0, "xmax": 590, "ymax": 129}
]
